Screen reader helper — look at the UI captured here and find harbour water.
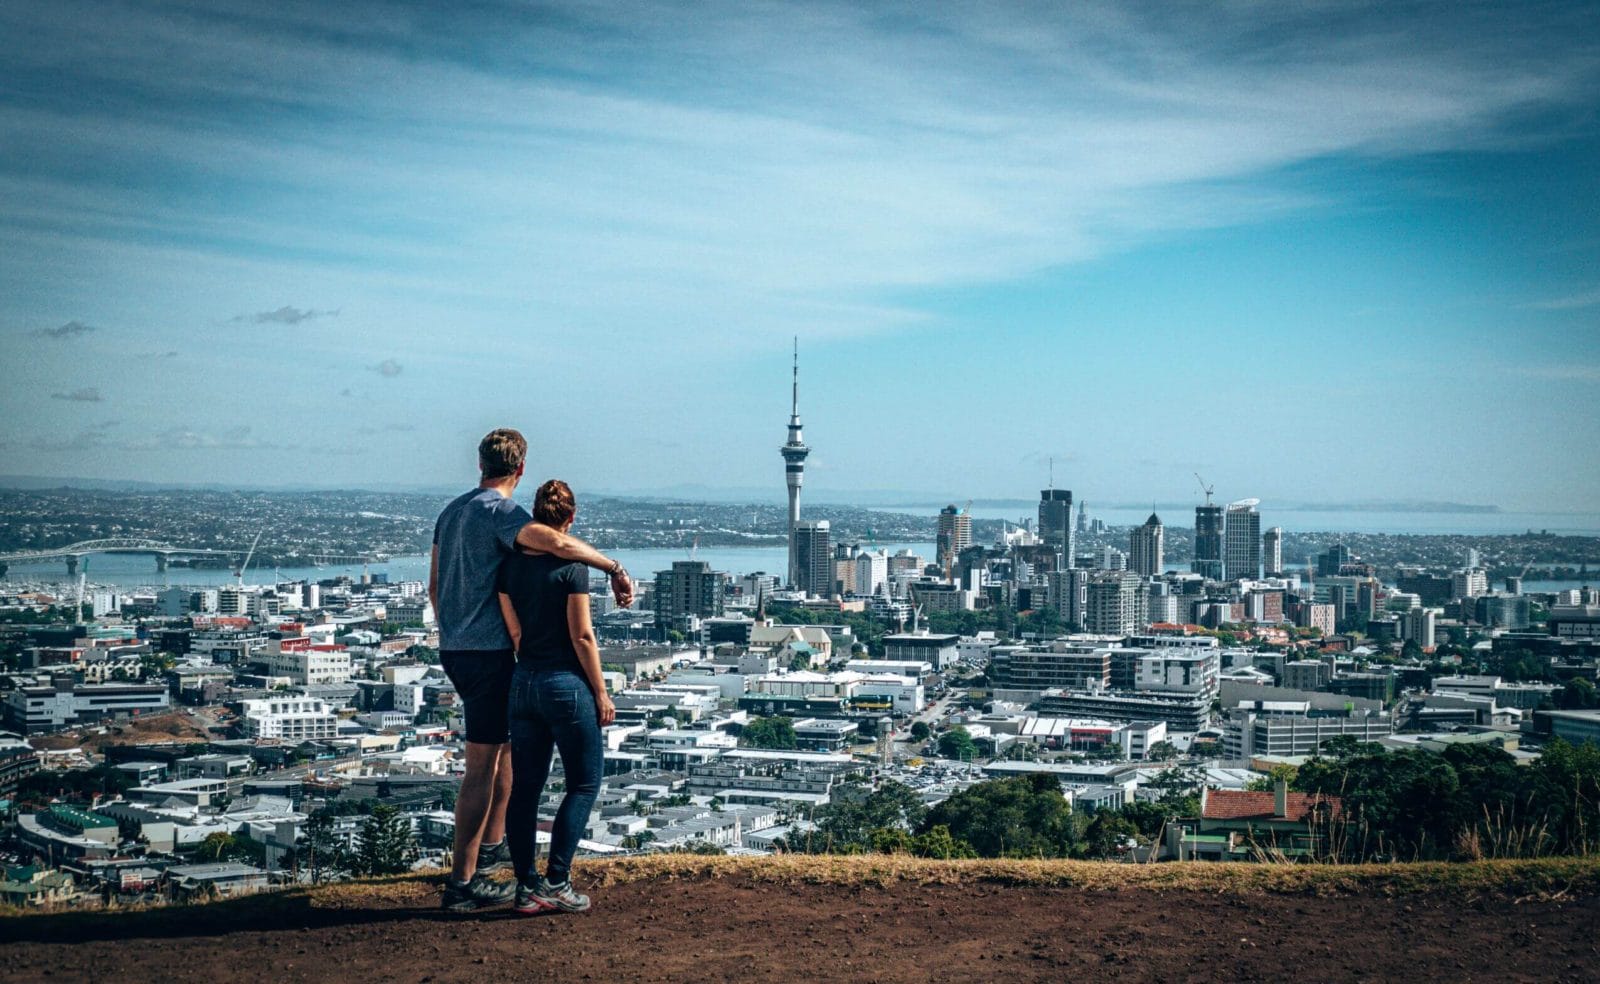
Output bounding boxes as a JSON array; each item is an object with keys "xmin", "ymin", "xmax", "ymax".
[{"xmin": 1, "ymin": 541, "xmax": 940, "ymax": 590}]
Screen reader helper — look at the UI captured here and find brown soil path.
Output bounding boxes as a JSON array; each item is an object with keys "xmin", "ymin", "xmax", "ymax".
[{"xmin": 4, "ymin": 873, "xmax": 1596, "ymax": 983}]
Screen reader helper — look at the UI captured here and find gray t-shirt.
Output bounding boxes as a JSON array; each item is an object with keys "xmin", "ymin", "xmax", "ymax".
[{"xmin": 433, "ymin": 487, "xmax": 532, "ymax": 651}]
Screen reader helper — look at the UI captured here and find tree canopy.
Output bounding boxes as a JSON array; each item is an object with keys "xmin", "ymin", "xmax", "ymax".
[{"xmin": 741, "ymin": 715, "xmax": 797, "ymax": 750}]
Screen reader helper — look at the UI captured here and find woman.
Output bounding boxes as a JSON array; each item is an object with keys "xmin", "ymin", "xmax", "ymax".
[{"xmin": 496, "ymin": 479, "xmax": 618, "ymax": 914}]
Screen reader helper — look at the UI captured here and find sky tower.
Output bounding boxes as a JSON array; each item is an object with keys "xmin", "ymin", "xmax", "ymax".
[{"xmin": 781, "ymin": 338, "xmax": 810, "ymax": 587}]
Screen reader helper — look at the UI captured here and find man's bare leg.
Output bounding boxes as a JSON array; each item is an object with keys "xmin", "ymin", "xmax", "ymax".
[
  {"xmin": 449, "ymin": 740, "xmax": 505, "ymax": 883},
  {"xmin": 482, "ymin": 743, "xmax": 513, "ymax": 846}
]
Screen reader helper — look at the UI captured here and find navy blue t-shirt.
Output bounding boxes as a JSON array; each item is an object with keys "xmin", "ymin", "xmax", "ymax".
[
  {"xmin": 496, "ymin": 552, "xmax": 590, "ymax": 672},
  {"xmin": 433, "ymin": 487, "xmax": 532, "ymax": 650}
]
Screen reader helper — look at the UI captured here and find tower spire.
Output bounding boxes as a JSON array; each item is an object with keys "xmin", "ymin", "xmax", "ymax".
[{"xmin": 781, "ymin": 338, "xmax": 811, "ymax": 589}]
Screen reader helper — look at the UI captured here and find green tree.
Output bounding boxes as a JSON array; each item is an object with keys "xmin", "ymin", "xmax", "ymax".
[
  {"xmin": 1146, "ymin": 740, "xmax": 1180, "ymax": 762},
  {"xmin": 1244, "ymin": 763, "xmax": 1299, "ymax": 792},
  {"xmin": 1558, "ymin": 678, "xmax": 1599, "ymax": 710},
  {"xmin": 791, "ymin": 780, "xmax": 927, "ymax": 854},
  {"xmin": 741, "ymin": 715, "xmax": 797, "ymax": 749},
  {"xmin": 912, "ymin": 824, "xmax": 976, "ymax": 859},
  {"xmin": 352, "ymin": 804, "xmax": 417, "ymax": 875},
  {"xmin": 301, "ymin": 811, "xmax": 352, "ymax": 883},
  {"xmin": 918, "ymin": 774, "xmax": 1084, "ymax": 858},
  {"xmin": 909, "ymin": 721, "xmax": 930, "ymax": 742},
  {"xmin": 1083, "ymin": 812, "xmax": 1139, "ymax": 859},
  {"xmin": 938, "ymin": 726, "xmax": 978, "ymax": 762}
]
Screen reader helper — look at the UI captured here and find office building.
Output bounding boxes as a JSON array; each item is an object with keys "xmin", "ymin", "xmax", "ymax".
[
  {"xmin": 1192, "ymin": 503, "xmax": 1224, "ymax": 581},
  {"xmin": 936, "ymin": 504, "xmax": 971, "ymax": 574},
  {"xmin": 793, "ymin": 520, "xmax": 831, "ymax": 598},
  {"xmin": 1129, "ymin": 513, "xmax": 1164, "ymax": 577},
  {"xmin": 4, "ymin": 681, "xmax": 171, "ymax": 733},
  {"xmin": 1263, "ymin": 526, "xmax": 1283, "ymax": 577},
  {"xmin": 1039, "ymin": 488, "xmax": 1075, "ymax": 568},
  {"xmin": 1224, "ymin": 499, "xmax": 1262, "ymax": 581}
]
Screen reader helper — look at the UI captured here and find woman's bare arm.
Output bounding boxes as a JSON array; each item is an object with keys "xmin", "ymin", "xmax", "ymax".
[{"xmin": 565, "ymin": 592, "xmax": 615, "ymax": 726}]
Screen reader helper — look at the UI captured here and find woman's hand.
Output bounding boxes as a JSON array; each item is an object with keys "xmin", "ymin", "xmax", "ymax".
[{"xmin": 595, "ymin": 693, "xmax": 616, "ymax": 727}]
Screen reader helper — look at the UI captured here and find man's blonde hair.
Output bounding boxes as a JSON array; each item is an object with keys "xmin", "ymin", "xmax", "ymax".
[{"xmin": 478, "ymin": 428, "xmax": 527, "ymax": 480}]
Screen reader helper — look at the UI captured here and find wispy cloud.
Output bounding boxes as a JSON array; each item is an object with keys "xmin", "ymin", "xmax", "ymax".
[
  {"xmin": 1, "ymin": 1, "xmax": 1595, "ymax": 348},
  {"xmin": 32, "ymin": 320, "xmax": 96, "ymax": 339},
  {"xmin": 1514, "ymin": 365, "xmax": 1600, "ymax": 382},
  {"xmin": 128, "ymin": 425, "xmax": 284, "ymax": 451},
  {"xmin": 371, "ymin": 359, "xmax": 402, "ymax": 378},
  {"xmin": 50, "ymin": 387, "xmax": 102, "ymax": 402},
  {"xmin": 230, "ymin": 306, "xmax": 338, "ymax": 325},
  {"xmin": 1524, "ymin": 289, "xmax": 1600, "ymax": 311}
]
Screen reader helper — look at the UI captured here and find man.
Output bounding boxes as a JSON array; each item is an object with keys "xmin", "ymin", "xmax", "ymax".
[{"xmin": 429, "ymin": 428, "xmax": 632, "ymax": 911}]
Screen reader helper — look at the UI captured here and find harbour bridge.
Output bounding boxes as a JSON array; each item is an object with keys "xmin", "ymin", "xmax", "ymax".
[
  {"xmin": 0, "ymin": 539, "xmax": 389, "ymax": 578},
  {"xmin": 0, "ymin": 538, "xmax": 235, "ymax": 577}
]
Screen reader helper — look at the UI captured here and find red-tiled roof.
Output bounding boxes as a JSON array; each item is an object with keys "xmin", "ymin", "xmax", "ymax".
[{"xmin": 1201, "ymin": 789, "xmax": 1342, "ymax": 823}]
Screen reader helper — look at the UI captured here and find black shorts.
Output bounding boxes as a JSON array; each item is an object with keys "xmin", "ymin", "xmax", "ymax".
[{"xmin": 439, "ymin": 649, "xmax": 514, "ymax": 744}]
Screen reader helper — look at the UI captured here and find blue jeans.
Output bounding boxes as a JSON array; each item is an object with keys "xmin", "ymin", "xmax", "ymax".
[{"xmin": 506, "ymin": 667, "xmax": 603, "ymax": 885}]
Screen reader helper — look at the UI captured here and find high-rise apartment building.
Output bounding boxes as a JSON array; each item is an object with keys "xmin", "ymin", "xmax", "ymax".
[
  {"xmin": 793, "ymin": 520, "xmax": 832, "ymax": 598},
  {"xmin": 654, "ymin": 560, "xmax": 725, "ymax": 635},
  {"xmin": 1192, "ymin": 503, "xmax": 1224, "ymax": 581},
  {"xmin": 936, "ymin": 505, "xmax": 971, "ymax": 574},
  {"xmin": 853, "ymin": 549, "xmax": 888, "ymax": 597},
  {"xmin": 1452, "ymin": 568, "xmax": 1489, "ymax": 600},
  {"xmin": 1129, "ymin": 512, "xmax": 1164, "ymax": 576},
  {"xmin": 1084, "ymin": 571, "xmax": 1146, "ymax": 635},
  {"xmin": 1224, "ymin": 499, "xmax": 1262, "ymax": 581},
  {"xmin": 1263, "ymin": 526, "xmax": 1283, "ymax": 577},
  {"xmin": 1038, "ymin": 489, "xmax": 1074, "ymax": 569}
]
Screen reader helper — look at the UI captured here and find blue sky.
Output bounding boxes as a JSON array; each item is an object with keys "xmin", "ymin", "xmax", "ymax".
[{"xmin": 3, "ymin": 0, "xmax": 1598, "ymax": 511}]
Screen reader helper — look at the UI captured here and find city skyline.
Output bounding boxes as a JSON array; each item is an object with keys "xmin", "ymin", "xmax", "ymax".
[{"xmin": 4, "ymin": 2, "xmax": 1600, "ymax": 510}]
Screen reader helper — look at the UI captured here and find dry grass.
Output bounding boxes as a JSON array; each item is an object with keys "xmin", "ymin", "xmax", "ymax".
[
  {"xmin": 579, "ymin": 853, "xmax": 1600, "ymax": 898},
  {"xmin": 10, "ymin": 855, "xmax": 1598, "ymax": 920},
  {"xmin": 309, "ymin": 854, "xmax": 1600, "ymax": 909}
]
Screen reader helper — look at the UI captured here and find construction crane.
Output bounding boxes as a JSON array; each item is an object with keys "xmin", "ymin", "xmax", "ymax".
[
  {"xmin": 1194, "ymin": 473, "xmax": 1215, "ymax": 506},
  {"xmin": 235, "ymin": 529, "xmax": 264, "ymax": 585}
]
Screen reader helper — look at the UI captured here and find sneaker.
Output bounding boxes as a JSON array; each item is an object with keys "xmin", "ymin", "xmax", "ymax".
[
  {"xmin": 514, "ymin": 880, "xmax": 552, "ymax": 915},
  {"xmin": 441, "ymin": 874, "xmax": 515, "ymax": 912},
  {"xmin": 476, "ymin": 839, "xmax": 513, "ymax": 875},
  {"xmin": 530, "ymin": 876, "xmax": 591, "ymax": 913}
]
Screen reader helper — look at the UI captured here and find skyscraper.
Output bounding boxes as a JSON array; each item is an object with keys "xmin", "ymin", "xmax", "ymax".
[
  {"xmin": 1224, "ymin": 499, "xmax": 1262, "ymax": 581},
  {"xmin": 780, "ymin": 340, "xmax": 810, "ymax": 588},
  {"xmin": 1263, "ymin": 526, "xmax": 1283, "ymax": 577},
  {"xmin": 1192, "ymin": 503, "xmax": 1223, "ymax": 581},
  {"xmin": 1129, "ymin": 512, "xmax": 1164, "ymax": 576},
  {"xmin": 1039, "ymin": 488, "xmax": 1074, "ymax": 569},
  {"xmin": 793, "ymin": 520, "xmax": 831, "ymax": 598},
  {"xmin": 936, "ymin": 504, "xmax": 971, "ymax": 575},
  {"xmin": 653, "ymin": 560, "xmax": 725, "ymax": 636}
]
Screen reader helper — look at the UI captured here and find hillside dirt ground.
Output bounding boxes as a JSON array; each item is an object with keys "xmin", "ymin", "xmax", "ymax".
[{"xmin": 4, "ymin": 863, "xmax": 1598, "ymax": 983}]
